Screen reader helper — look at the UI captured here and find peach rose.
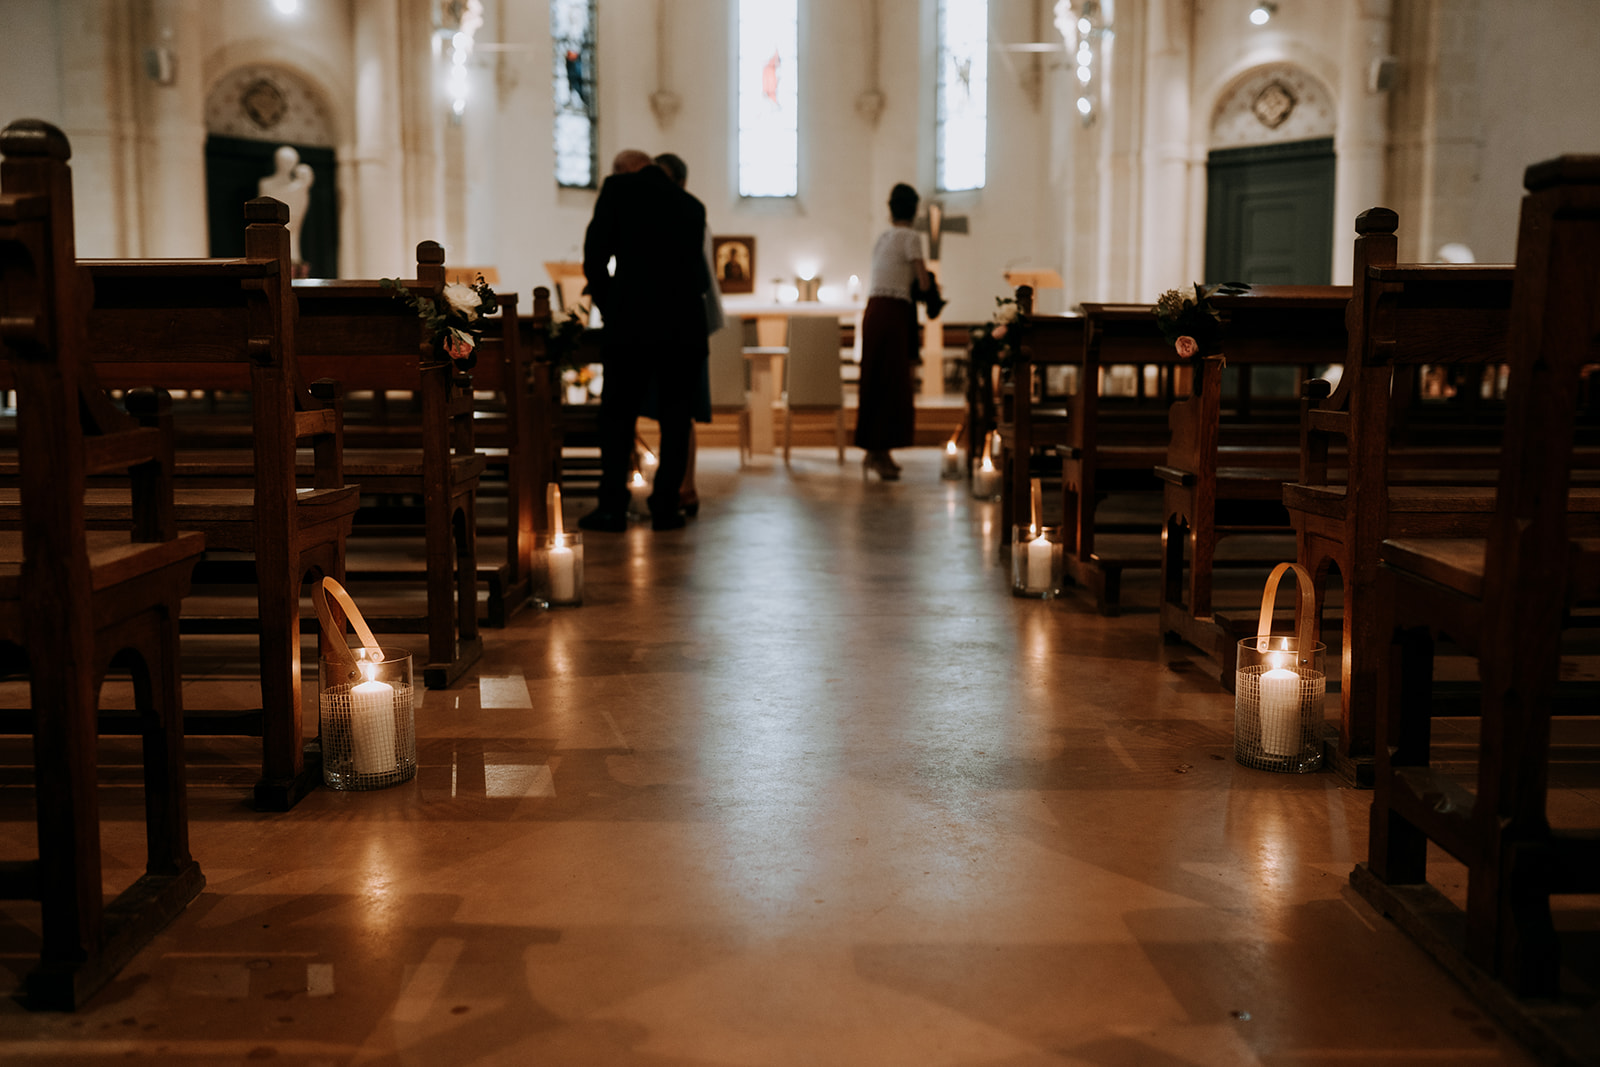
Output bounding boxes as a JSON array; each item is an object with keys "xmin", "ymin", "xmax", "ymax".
[
  {"xmin": 444, "ymin": 330, "xmax": 474, "ymax": 362},
  {"xmin": 1175, "ymin": 335, "xmax": 1198, "ymax": 358},
  {"xmin": 992, "ymin": 325, "xmax": 1008, "ymax": 340}
]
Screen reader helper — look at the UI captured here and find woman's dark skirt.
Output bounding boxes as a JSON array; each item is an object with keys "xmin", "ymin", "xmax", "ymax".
[{"xmin": 854, "ymin": 296, "xmax": 916, "ymax": 451}]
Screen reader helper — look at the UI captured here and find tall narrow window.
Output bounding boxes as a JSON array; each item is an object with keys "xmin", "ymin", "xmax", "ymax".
[
  {"xmin": 738, "ymin": 0, "xmax": 798, "ymax": 198},
  {"xmin": 552, "ymin": 0, "xmax": 597, "ymax": 189},
  {"xmin": 937, "ymin": 0, "xmax": 987, "ymax": 192}
]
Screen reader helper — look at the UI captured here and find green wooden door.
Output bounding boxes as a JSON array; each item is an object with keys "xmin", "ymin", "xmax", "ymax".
[
  {"xmin": 1205, "ymin": 138, "xmax": 1335, "ymax": 285},
  {"xmin": 205, "ymin": 135, "xmax": 338, "ymax": 279}
]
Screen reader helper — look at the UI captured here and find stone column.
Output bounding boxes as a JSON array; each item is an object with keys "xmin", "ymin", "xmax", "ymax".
[
  {"xmin": 1138, "ymin": 0, "xmax": 1193, "ymax": 299},
  {"xmin": 134, "ymin": 0, "xmax": 209, "ymax": 257},
  {"xmin": 352, "ymin": 0, "xmax": 407, "ymax": 276},
  {"xmin": 1332, "ymin": 0, "xmax": 1393, "ymax": 283}
]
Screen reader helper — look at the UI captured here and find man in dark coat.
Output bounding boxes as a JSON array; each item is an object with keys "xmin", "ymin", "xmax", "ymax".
[{"xmin": 580, "ymin": 148, "xmax": 711, "ymax": 531}]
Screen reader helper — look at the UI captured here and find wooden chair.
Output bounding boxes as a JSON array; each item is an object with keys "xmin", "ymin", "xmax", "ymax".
[
  {"xmin": 780, "ymin": 314, "xmax": 846, "ymax": 465},
  {"xmin": 707, "ymin": 321, "xmax": 751, "ymax": 461},
  {"xmin": 293, "ymin": 243, "xmax": 485, "ymax": 689},
  {"xmin": 0, "ymin": 118, "xmax": 206, "ymax": 1009},
  {"xmin": 1353, "ymin": 155, "xmax": 1600, "ymax": 1014}
]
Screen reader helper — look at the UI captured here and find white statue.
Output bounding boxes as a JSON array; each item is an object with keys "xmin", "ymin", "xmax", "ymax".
[{"xmin": 258, "ymin": 145, "xmax": 314, "ymax": 266}]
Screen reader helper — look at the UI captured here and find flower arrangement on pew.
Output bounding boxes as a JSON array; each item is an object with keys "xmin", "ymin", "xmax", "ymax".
[
  {"xmin": 380, "ymin": 273, "xmax": 499, "ymax": 370},
  {"xmin": 968, "ymin": 295, "xmax": 1027, "ymax": 380},
  {"xmin": 1153, "ymin": 282, "xmax": 1249, "ymax": 359}
]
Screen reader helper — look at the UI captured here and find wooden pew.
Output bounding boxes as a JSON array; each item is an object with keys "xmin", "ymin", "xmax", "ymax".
[
  {"xmin": 1285, "ymin": 211, "xmax": 1518, "ymax": 778},
  {"xmin": 293, "ymin": 243, "xmax": 485, "ymax": 689},
  {"xmin": 448, "ymin": 288, "xmax": 537, "ymax": 626},
  {"xmin": 0, "ymin": 118, "xmax": 206, "ymax": 1008},
  {"xmin": 0, "ymin": 198, "xmax": 358, "ymax": 810},
  {"xmin": 1155, "ymin": 286, "xmax": 1348, "ymax": 672},
  {"xmin": 1352, "ymin": 155, "xmax": 1600, "ymax": 1029},
  {"xmin": 994, "ymin": 287, "xmax": 1083, "ymax": 539},
  {"xmin": 1053, "ymin": 303, "xmax": 1177, "ymax": 611},
  {"xmin": 326, "ymin": 284, "xmax": 539, "ymax": 628}
]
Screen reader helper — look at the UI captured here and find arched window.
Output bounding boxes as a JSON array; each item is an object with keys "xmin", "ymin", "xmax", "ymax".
[
  {"xmin": 552, "ymin": 0, "xmax": 597, "ymax": 189},
  {"xmin": 937, "ymin": 0, "xmax": 987, "ymax": 192},
  {"xmin": 738, "ymin": 0, "xmax": 798, "ymax": 198}
]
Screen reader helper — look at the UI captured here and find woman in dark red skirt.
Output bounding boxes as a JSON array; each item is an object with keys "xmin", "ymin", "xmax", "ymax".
[{"xmin": 855, "ymin": 183, "xmax": 932, "ymax": 480}]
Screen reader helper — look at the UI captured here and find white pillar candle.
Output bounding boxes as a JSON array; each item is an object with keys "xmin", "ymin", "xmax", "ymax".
[
  {"xmin": 942, "ymin": 441, "xmax": 961, "ymax": 478},
  {"xmin": 349, "ymin": 663, "xmax": 398, "ymax": 776},
  {"xmin": 566, "ymin": 384, "xmax": 588, "ymax": 405},
  {"xmin": 1258, "ymin": 666, "xmax": 1302, "ymax": 756},
  {"xmin": 973, "ymin": 460, "xmax": 1000, "ymax": 499},
  {"xmin": 548, "ymin": 539, "xmax": 576, "ymax": 602},
  {"xmin": 1027, "ymin": 533, "xmax": 1053, "ymax": 591}
]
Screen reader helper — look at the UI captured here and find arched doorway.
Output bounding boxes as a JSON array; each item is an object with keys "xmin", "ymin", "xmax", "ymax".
[
  {"xmin": 204, "ymin": 64, "xmax": 338, "ymax": 278},
  {"xmin": 1204, "ymin": 64, "xmax": 1337, "ymax": 285}
]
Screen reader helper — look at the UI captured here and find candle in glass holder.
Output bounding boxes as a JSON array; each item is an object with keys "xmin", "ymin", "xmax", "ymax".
[
  {"xmin": 548, "ymin": 533, "xmax": 576, "ymax": 603},
  {"xmin": 941, "ymin": 440, "xmax": 962, "ymax": 479},
  {"xmin": 972, "ymin": 458, "xmax": 1000, "ymax": 499},
  {"xmin": 1258, "ymin": 661, "xmax": 1302, "ymax": 757},
  {"xmin": 349, "ymin": 660, "xmax": 398, "ymax": 776}
]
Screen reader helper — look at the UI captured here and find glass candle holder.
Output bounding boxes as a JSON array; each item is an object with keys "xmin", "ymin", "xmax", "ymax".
[
  {"xmin": 319, "ymin": 646, "xmax": 416, "ymax": 790},
  {"xmin": 534, "ymin": 530, "xmax": 584, "ymax": 607},
  {"xmin": 941, "ymin": 443, "xmax": 963, "ymax": 480},
  {"xmin": 1011, "ymin": 525, "xmax": 1064, "ymax": 598},
  {"xmin": 971, "ymin": 460, "xmax": 1002, "ymax": 501},
  {"xmin": 1234, "ymin": 636, "xmax": 1326, "ymax": 773}
]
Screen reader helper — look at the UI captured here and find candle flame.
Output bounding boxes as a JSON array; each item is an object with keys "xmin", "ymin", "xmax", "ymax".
[
  {"xmin": 630, "ymin": 470, "xmax": 647, "ymax": 488},
  {"xmin": 361, "ymin": 660, "xmax": 377, "ymax": 684},
  {"xmin": 979, "ymin": 456, "xmax": 994, "ymax": 472},
  {"xmin": 945, "ymin": 440, "xmax": 958, "ymax": 456}
]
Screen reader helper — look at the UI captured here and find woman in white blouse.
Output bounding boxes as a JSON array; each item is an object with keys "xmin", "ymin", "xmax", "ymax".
[{"xmin": 855, "ymin": 183, "xmax": 932, "ymax": 481}]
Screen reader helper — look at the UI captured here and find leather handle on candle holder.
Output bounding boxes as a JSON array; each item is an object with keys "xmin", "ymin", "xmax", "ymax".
[
  {"xmin": 1255, "ymin": 562, "xmax": 1317, "ymax": 659},
  {"xmin": 313, "ymin": 577, "xmax": 383, "ymax": 668}
]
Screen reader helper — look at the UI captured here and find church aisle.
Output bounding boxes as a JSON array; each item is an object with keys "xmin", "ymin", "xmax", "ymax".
[{"xmin": 0, "ymin": 448, "xmax": 1539, "ymax": 1065}]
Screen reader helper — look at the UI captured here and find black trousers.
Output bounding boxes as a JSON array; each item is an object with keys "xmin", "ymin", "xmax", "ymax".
[{"xmin": 597, "ymin": 357, "xmax": 692, "ymax": 517}]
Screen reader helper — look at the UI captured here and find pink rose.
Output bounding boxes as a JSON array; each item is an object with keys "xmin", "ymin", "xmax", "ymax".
[
  {"xmin": 444, "ymin": 332, "xmax": 474, "ymax": 362},
  {"xmin": 1174, "ymin": 335, "xmax": 1198, "ymax": 357},
  {"xmin": 992, "ymin": 325, "xmax": 1008, "ymax": 340}
]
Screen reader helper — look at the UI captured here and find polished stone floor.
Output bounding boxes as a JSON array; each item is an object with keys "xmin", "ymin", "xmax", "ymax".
[{"xmin": 0, "ymin": 448, "xmax": 1560, "ymax": 1064}]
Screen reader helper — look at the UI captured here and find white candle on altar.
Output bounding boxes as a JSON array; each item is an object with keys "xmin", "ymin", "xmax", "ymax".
[
  {"xmin": 349, "ymin": 660, "xmax": 397, "ymax": 775},
  {"xmin": 548, "ymin": 535, "xmax": 576, "ymax": 602},
  {"xmin": 1027, "ymin": 531, "xmax": 1053, "ymax": 591},
  {"xmin": 1258, "ymin": 662, "xmax": 1302, "ymax": 756}
]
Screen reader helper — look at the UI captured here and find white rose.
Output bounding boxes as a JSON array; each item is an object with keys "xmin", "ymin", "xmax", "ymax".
[
  {"xmin": 995, "ymin": 303, "xmax": 1019, "ymax": 324},
  {"xmin": 442, "ymin": 283, "xmax": 482, "ymax": 317}
]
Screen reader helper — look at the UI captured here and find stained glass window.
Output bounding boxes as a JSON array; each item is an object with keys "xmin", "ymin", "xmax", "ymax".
[
  {"xmin": 738, "ymin": 0, "xmax": 798, "ymax": 199},
  {"xmin": 552, "ymin": 0, "xmax": 597, "ymax": 189},
  {"xmin": 936, "ymin": 0, "xmax": 987, "ymax": 192}
]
